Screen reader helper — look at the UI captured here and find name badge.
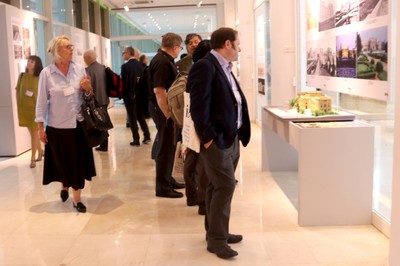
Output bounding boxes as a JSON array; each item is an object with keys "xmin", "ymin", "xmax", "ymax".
[
  {"xmin": 63, "ymin": 86, "xmax": 75, "ymax": 96},
  {"xmin": 25, "ymin": 90, "xmax": 33, "ymax": 97}
]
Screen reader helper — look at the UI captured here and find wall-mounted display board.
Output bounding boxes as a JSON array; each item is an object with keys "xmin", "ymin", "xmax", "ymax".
[
  {"xmin": 306, "ymin": 0, "xmax": 389, "ymax": 101},
  {"xmin": 0, "ymin": 4, "xmax": 35, "ymax": 156},
  {"xmin": 100, "ymin": 37, "xmax": 111, "ymax": 68},
  {"xmin": 88, "ymin": 32, "xmax": 101, "ymax": 61}
]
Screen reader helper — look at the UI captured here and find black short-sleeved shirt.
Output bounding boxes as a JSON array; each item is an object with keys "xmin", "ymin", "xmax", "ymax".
[{"xmin": 149, "ymin": 50, "xmax": 178, "ymax": 97}]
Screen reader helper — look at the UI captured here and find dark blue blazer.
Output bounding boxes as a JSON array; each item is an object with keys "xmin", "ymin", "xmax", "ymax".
[
  {"xmin": 188, "ymin": 52, "xmax": 251, "ymax": 149},
  {"xmin": 121, "ymin": 58, "xmax": 144, "ymax": 100}
]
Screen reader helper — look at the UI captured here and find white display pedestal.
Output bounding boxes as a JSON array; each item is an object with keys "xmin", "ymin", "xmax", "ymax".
[
  {"xmin": 262, "ymin": 107, "xmax": 373, "ymax": 226},
  {"xmin": 261, "ymin": 106, "xmax": 355, "ymax": 171}
]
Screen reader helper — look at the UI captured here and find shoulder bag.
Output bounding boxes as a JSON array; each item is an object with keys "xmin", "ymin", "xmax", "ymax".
[{"xmin": 81, "ymin": 98, "xmax": 113, "ymax": 132}]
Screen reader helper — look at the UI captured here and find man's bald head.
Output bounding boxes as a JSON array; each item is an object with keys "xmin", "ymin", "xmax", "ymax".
[{"xmin": 83, "ymin": 49, "xmax": 97, "ymax": 66}]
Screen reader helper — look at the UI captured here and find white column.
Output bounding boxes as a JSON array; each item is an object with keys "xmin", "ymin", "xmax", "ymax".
[
  {"xmin": 269, "ymin": 0, "xmax": 296, "ymax": 106},
  {"xmin": 237, "ymin": 0, "xmax": 255, "ymax": 121},
  {"xmin": 81, "ymin": 0, "xmax": 89, "ymax": 32},
  {"xmin": 223, "ymin": 0, "xmax": 235, "ymax": 27},
  {"xmin": 65, "ymin": 0, "xmax": 74, "ymax": 27},
  {"xmin": 42, "ymin": 0, "xmax": 53, "ymax": 65},
  {"xmin": 94, "ymin": 3, "xmax": 101, "ymax": 35},
  {"xmin": 389, "ymin": 0, "xmax": 400, "ymax": 263}
]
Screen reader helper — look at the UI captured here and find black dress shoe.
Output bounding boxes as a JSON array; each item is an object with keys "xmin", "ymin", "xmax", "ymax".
[
  {"xmin": 171, "ymin": 181, "xmax": 185, "ymax": 189},
  {"xmin": 95, "ymin": 147, "xmax": 108, "ymax": 152},
  {"xmin": 227, "ymin": 234, "xmax": 243, "ymax": 244},
  {"xmin": 130, "ymin": 141, "xmax": 140, "ymax": 146},
  {"xmin": 187, "ymin": 198, "xmax": 198, "ymax": 206},
  {"xmin": 198, "ymin": 205, "xmax": 206, "ymax": 215},
  {"xmin": 60, "ymin": 190, "xmax": 69, "ymax": 202},
  {"xmin": 73, "ymin": 202, "xmax": 87, "ymax": 213},
  {"xmin": 207, "ymin": 245, "xmax": 238, "ymax": 259},
  {"xmin": 156, "ymin": 190, "xmax": 184, "ymax": 198}
]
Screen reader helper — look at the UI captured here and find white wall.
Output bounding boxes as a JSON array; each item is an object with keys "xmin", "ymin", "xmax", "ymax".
[
  {"xmin": 0, "ymin": 5, "xmax": 35, "ymax": 156},
  {"xmin": 237, "ymin": 0, "xmax": 255, "ymax": 121},
  {"xmin": 0, "ymin": 5, "xmax": 112, "ymax": 156},
  {"xmin": 389, "ymin": 0, "xmax": 400, "ymax": 263},
  {"xmin": 269, "ymin": 0, "xmax": 296, "ymax": 106}
]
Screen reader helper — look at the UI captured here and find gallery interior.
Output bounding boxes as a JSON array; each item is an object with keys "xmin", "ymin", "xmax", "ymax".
[{"xmin": 0, "ymin": 0, "xmax": 399, "ymax": 264}]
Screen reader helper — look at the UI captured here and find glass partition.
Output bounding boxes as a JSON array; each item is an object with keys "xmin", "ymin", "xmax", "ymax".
[
  {"xmin": 52, "ymin": 0, "xmax": 67, "ymax": 24},
  {"xmin": 22, "ymin": 0, "xmax": 43, "ymax": 15},
  {"xmin": 34, "ymin": 19, "xmax": 46, "ymax": 66}
]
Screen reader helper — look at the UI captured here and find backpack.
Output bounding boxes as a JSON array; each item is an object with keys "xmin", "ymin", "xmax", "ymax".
[
  {"xmin": 105, "ymin": 67, "xmax": 123, "ymax": 99},
  {"xmin": 167, "ymin": 72, "xmax": 188, "ymax": 128}
]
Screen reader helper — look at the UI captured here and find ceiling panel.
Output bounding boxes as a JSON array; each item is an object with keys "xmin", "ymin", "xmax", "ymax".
[{"xmin": 103, "ymin": 0, "xmax": 221, "ymax": 35}]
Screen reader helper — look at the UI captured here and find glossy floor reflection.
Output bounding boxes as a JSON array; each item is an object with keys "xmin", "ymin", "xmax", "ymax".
[{"xmin": 0, "ymin": 103, "xmax": 389, "ymax": 265}]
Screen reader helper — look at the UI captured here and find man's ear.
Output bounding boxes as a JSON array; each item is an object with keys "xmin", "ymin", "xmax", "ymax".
[{"xmin": 224, "ymin": 40, "xmax": 231, "ymax": 49}]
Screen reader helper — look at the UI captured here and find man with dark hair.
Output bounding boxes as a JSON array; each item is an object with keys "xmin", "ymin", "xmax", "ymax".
[
  {"xmin": 189, "ymin": 27, "xmax": 251, "ymax": 259},
  {"xmin": 149, "ymin": 33, "xmax": 185, "ymax": 198},
  {"xmin": 176, "ymin": 33, "xmax": 202, "ymax": 72},
  {"xmin": 121, "ymin": 46, "xmax": 151, "ymax": 146},
  {"xmin": 175, "ymin": 33, "xmax": 204, "ymax": 207}
]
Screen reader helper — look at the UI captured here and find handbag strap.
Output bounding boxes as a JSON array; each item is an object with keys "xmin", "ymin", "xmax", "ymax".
[{"xmin": 82, "ymin": 91, "xmax": 100, "ymax": 106}]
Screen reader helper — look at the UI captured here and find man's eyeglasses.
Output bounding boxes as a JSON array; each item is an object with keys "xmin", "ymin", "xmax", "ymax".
[
  {"xmin": 65, "ymin": 44, "xmax": 74, "ymax": 49},
  {"xmin": 122, "ymin": 51, "xmax": 128, "ymax": 56},
  {"xmin": 176, "ymin": 45, "xmax": 183, "ymax": 51}
]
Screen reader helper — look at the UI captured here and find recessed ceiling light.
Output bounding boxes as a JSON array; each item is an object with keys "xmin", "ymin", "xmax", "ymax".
[{"xmin": 124, "ymin": 5, "xmax": 129, "ymax": 12}]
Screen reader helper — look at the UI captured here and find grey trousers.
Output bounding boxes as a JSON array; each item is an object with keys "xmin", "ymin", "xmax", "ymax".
[{"xmin": 201, "ymin": 136, "xmax": 240, "ymax": 248}]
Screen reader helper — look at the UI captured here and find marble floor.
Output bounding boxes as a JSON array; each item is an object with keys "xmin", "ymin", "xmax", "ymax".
[{"xmin": 0, "ymin": 103, "xmax": 389, "ymax": 265}]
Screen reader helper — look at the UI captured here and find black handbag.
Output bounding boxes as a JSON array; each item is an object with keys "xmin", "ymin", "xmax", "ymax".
[
  {"xmin": 80, "ymin": 120, "xmax": 109, "ymax": 148},
  {"xmin": 81, "ymin": 99, "xmax": 113, "ymax": 132}
]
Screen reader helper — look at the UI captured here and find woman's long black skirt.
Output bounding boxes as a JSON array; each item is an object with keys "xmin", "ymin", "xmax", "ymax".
[{"xmin": 43, "ymin": 121, "xmax": 96, "ymax": 190}]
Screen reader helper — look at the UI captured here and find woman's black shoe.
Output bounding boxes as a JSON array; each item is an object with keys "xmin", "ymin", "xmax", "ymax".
[
  {"xmin": 60, "ymin": 190, "xmax": 69, "ymax": 202},
  {"xmin": 73, "ymin": 202, "xmax": 87, "ymax": 213}
]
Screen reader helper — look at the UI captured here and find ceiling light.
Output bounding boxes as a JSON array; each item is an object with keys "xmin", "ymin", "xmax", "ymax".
[
  {"xmin": 197, "ymin": 1, "xmax": 203, "ymax": 8},
  {"xmin": 124, "ymin": 5, "xmax": 129, "ymax": 12}
]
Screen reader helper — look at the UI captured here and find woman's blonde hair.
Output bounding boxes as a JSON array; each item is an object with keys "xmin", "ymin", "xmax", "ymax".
[{"xmin": 47, "ymin": 35, "xmax": 70, "ymax": 63}]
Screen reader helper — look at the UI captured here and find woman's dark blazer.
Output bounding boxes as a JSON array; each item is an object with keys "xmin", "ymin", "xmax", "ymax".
[{"xmin": 188, "ymin": 52, "xmax": 251, "ymax": 149}]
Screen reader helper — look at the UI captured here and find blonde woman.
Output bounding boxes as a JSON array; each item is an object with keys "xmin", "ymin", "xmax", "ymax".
[
  {"xmin": 35, "ymin": 36, "xmax": 96, "ymax": 213},
  {"xmin": 15, "ymin": 55, "xmax": 44, "ymax": 168}
]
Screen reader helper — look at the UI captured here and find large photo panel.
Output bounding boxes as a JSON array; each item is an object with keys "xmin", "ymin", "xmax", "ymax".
[{"xmin": 306, "ymin": 0, "xmax": 390, "ymax": 100}]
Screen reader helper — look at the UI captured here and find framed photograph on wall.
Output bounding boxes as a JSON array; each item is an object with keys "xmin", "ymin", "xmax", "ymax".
[{"xmin": 306, "ymin": 0, "xmax": 390, "ymax": 101}]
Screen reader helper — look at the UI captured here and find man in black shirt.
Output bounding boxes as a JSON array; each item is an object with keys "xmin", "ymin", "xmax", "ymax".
[{"xmin": 149, "ymin": 33, "xmax": 185, "ymax": 198}]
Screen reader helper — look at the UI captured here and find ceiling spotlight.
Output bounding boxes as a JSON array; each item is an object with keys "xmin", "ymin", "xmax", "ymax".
[
  {"xmin": 124, "ymin": 5, "xmax": 129, "ymax": 12},
  {"xmin": 197, "ymin": 1, "xmax": 203, "ymax": 8}
]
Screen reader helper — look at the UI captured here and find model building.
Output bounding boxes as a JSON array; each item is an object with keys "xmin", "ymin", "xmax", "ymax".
[{"xmin": 296, "ymin": 91, "xmax": 332, "ymax": 113}]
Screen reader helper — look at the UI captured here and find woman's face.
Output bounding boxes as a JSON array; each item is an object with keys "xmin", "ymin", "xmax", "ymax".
[
  {"xmin": 58, "ymin": 40, "xmax": 74, "ymax": 63},
  {"xmin": 27, "ymin": 59, "xmax": 36, "ymax": 74}
]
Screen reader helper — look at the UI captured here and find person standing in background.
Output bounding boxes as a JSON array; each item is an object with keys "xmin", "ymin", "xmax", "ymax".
[
  {"xmin": 83, "ymin": 49, "xmax": 110, "ymax": 152},
  {"xmin": 149, "ymin": 33, "xmax": 185, "ymax": 198},
  {"xmin": 183, "ymin": 40, "xmax": 211, "ymax": 214},
  {"xmin": 176, "ymin": 33, "xmax": 202, "ymax": 73},
  {"xmin": 175, "ymin": 34, "xmax": 204, "ymax": 208},
  {"xmin": 189, "ymin": 27, "xmax": 251, "ymax": 259},
  {"xmin": 137, "ymin": 54, "xmax": 151, "ymax": 122},
  {"xmin": 36, "ymin": 35, "xmax": 96, "ymax": 213},
  {"xmin": 121, "ymin": 46, "xmax": 151, "ymax": 146},
  {"xmin": 15, "ymin": 55, "xmax": 44, "ymax": 168}
]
